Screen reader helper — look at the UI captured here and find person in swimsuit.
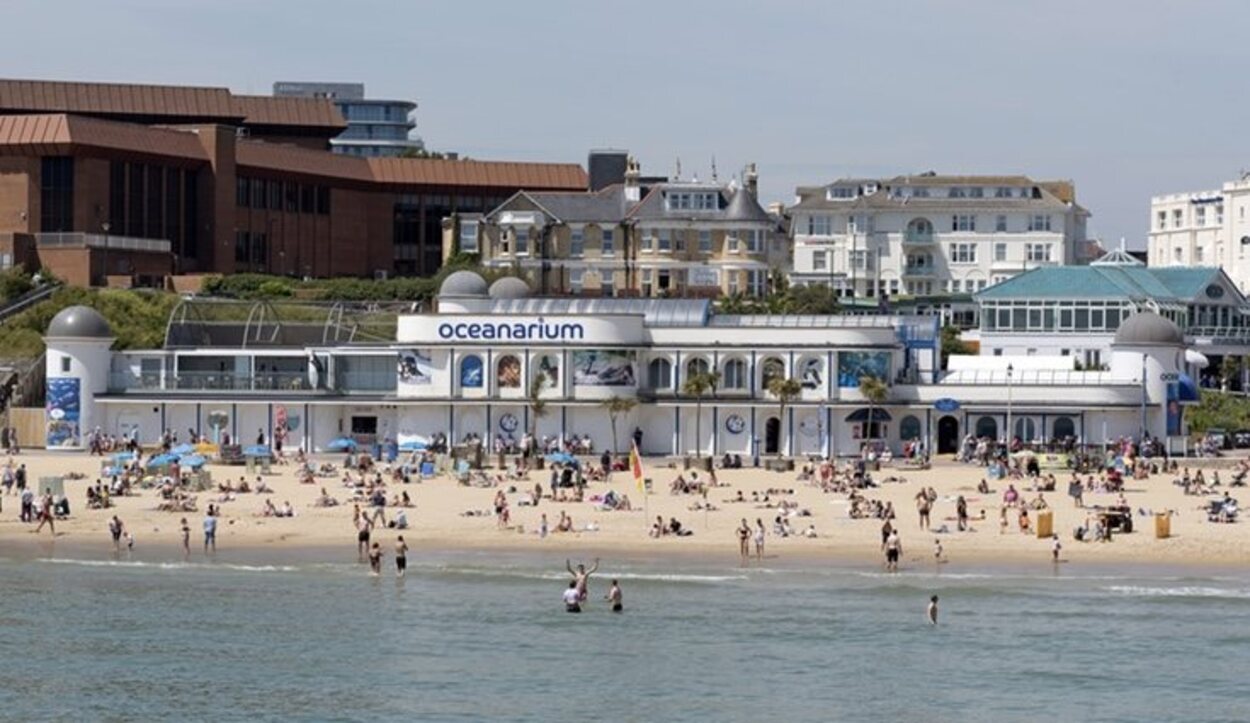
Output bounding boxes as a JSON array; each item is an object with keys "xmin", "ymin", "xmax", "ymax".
[
  {"xmin": 357, "ymin": 515, "xmax": 373, "ymax": 561},
  {"xmin": 109, "ymin": 515, "xmax": 124, "ymax": 551},
  {"xmin": 884, "ymin": 530, "xmax": 902, "ymax": 572},
  {"xmin": 933, "ymin": 538, "xmax": 944, "ymax": 564},
  {"xmin": 927, "ymin": 595, "xmax": 939, "ymax": 625},
  {"xmin": 566, "ymin": 558, "xmax": 599, "ymax": 602},
  {"xmin": 395, "ymin": 536, "xmax": 408, "ymax": 577},
  {"xmin": 180, "ymin": 517, "xmax": 190, "ymax": 559},
  {"xmin": 754, "ymin": 518, "xmax": 766, "ymax": 561},
  {"xmin": 606, "ymin": 580, "xmax": 623, "ymax": 612},
  {"xmin": 563, "ymin": 581, "xmax": 582, "ymax": 613},
  {"xmin": 736, "ymin": 519, "xmax": 751, "ymax": 561},
  {"xmin": 368, "ymin": 542, "xmax": 383, "ymax": 575}
]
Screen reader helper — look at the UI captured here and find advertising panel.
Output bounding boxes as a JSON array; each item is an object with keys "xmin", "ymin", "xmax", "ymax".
[
  {"xmin": 46, "ymin": 377, "xmax": 81, "ymax": 447},
  {"xmin": 572, "ymin": 350, "xmax": 637, "ymax": 386}
]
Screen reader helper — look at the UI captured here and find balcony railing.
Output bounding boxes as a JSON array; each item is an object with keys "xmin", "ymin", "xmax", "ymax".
[
  {"xmin": 37, "ymin": 233, "xmax": 171, "ymax": 254},
  {"xmin": 109, "ymin": 370, "xmax": 318, "ymax": 393},
  {"xmin": 903, "ymin": 264, "xmax": 935, "ymax": 275},
  {"xmin": 903, "ymin": 231, "xmax": 935, "ymax": 244}
]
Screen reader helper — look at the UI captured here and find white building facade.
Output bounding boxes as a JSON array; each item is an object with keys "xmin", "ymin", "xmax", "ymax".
[
  {"xmin": 1148, "ymin": 175, "xmax": 1250, "ymax": 293},
  {"xmin": 789, "ymin": 174, "xmax": 1089, "ymax": 301}
]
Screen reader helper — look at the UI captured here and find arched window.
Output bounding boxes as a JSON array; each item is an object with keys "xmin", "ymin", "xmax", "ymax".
[
  {"xmin": 899, "ymin": 415, "xmax": 922, "ymax": 441},
  {"xmin": 1053, "ymin": 416, "xmax": 1075, "ymax": 440},
  {"xmin": 722, "ymin": 358, "xmax": 747, "ymax": 389},
  {"xmin": 906, "ymin": 217, "xmax": 933, "ymax": 242},
  {"xmin": 496, "ymin": 355, "xmax": 521, "ymax": 388},
  {"xmin": 1013, "ymin": 417, "xmax": 1036, "ymax": 441},
  {"xmin": 975, "ymin": 416, "xmax": 998, "ymax": 440},
  {"xmin": 648, "ymin": 358, "xmax": 673, "ymax": 389},
  {"xmin": 686, "ymin": 357, "xmax": 709, "ymax": 379},
  {"xmin": 459, "ymin": 355, "xmax": 483, "ymax": 388},
  {"xmin": 761, "ymin": 357, "xmax": 785, "ymax": 388}
]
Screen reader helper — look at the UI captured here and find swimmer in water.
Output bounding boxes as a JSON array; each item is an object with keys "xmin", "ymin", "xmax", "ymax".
[
  {"xmin": 566, "ymin": 557, "xmax": 599, "ymax": 602},
  {"xmin": 395, "ymin": 536, "xmax": 408, "ymax": 578},
  {"xmin": 606, "ymin": 579, "xmax": 623, "ymax": 612},
  {"xmin": 368, "ymin": 542, "xmax": 383, "ymax": 576},
  {"xmin": 563, "ymin": 581, "xmax": 582, "ymax": 613},
  {"xmin": 928, "ymin": 595, "xmax": 939, "ymax": 625}
]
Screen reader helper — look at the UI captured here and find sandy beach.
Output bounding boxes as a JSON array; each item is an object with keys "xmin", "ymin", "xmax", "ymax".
[{"xmin": 2, "ymin": 449, "xmax": 1249, "ymax": 568}]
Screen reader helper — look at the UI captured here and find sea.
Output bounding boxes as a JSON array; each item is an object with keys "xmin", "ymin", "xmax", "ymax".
[{"xmin": 0, "ymin": 547, "xmax": 1248, "ymax": 723}]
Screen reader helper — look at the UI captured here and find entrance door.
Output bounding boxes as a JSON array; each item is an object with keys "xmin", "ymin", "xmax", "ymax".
[
  {"xmin": 764, "ymin": 417, "xmax": 781, "ymax": 455},
  {"xmin": 350, "ymin": 415, "xmax": 378, "ymax": 446},
  {"xmin": 937, "ymin": 415, "xmax": 959, "ymax": 454}
]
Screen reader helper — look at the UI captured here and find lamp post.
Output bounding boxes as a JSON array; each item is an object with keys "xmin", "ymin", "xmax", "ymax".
[
  {"xmin": 1005, "ymin": 363, "xmax": 1014, "ymax": 448},
  {"xmin": 100, "ymin": 221, "xmax": 110, "ymax": 287},
  {"xmin": 1140, "ymin": 353, "xmax": 1148, "ymax": 442}
]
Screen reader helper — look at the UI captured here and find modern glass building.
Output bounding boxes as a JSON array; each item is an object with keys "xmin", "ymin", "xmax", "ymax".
[{"xmin": 273, "ymin": 81, "xmax": 424, "ymax": 158}]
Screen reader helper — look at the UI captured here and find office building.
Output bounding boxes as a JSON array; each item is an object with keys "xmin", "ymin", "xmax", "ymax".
[{"xmin": 272, "ymin": 81, "xmax": 424, "ymax": 158}]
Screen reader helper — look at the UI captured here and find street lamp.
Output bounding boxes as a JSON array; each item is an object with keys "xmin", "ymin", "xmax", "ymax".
[
  {"xmin": 100, "ymin": 221, "xmax": 111, "ymax": 287},
  {"xmin": 1005, "ymin": 363, "xmax": 1014, "ymax": 448}
]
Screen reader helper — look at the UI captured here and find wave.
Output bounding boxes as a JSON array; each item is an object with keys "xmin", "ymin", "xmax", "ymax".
[
  {"xmin": 417, "ymin": 565, "xmax": 746, "ymax": 584},
  {"xmin": 1105, "ymin": 585, "xmax": 1250, "ymax": 600},
  {"xmin": 41, "ymin": 558, "xmax": 298, "ymax": 573}
]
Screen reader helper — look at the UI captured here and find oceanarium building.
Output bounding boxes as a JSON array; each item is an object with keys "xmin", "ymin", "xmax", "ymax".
[{"xmin": 45, "ymin": 271, "xmax": 1202, "ymax": 458}]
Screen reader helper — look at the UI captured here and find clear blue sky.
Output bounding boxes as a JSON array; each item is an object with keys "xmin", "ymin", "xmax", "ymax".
[{"xmin": 3, "ymin": 0, "xmax": 1247, "ymax": 247}]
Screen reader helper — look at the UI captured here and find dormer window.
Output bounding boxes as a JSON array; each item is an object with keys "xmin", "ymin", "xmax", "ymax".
[
  {"xmin": 827, "ymin": 186, "xmax": 856, "ymax": 199},
  {"xmin": 665, "ymin": 191, "xmax": 718, "ymax": 211}
]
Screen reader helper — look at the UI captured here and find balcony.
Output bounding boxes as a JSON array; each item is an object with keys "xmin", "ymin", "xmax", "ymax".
[
  {"xmin": 37, "ymin": 232, "xmax": 171, "ymax": 254},
  {"xmin": 903, "ymin": 263, "xmax": 936, "ymax": 276},
  {"xmin": 109, "ymin": 370, "xmax": 319, "ymax": 393},
  {"xmin": 903, "ymin": 230, "xmax": 935, "ymax": 245}
]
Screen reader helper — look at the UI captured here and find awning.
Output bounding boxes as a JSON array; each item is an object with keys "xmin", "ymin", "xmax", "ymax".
[
  {"xmin": 1185, "ymin": 349, "xmax": 1209, "ymax": 369},
  {"xmin": 1177, "ymin": 373, "xmax": 1200, "ymax": 403},
  {"xmin": 845, "ymin": 408, "xmax": 892, "ymax": 423}
]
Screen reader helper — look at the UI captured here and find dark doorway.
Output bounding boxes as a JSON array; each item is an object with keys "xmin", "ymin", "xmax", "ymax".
[
  {"xmin": 937, "ymin": 415, "xmax": 960, "ymax": 454},
  {"xmin": 765, "ymin": 417, "xmax": 781, "ymax": 455}
]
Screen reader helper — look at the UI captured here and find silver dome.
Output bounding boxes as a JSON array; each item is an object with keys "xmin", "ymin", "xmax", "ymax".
[
  {"xmin": 438, "ymin": 270, "xmax": 489, "ymax": 298},
  {"xmin": 1113, "ymin": 311, "xmax": 1184, "ymax": 346},
  {"xmin": 46, "ymin": 305, "xmax": 112, "ymax": 339},
  {"xmin": 488, "ymin": 276, "xmax": 531, "ymax": 300}
]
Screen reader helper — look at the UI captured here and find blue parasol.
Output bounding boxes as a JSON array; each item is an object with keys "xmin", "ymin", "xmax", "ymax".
[
  {"xmin": 179, "ymin": 454, "xmax": 206, "ymax": 468},
  {"xmin": 170, "ymin": 443, "xmax": 195, "ymax": 456},
  {"xmin": 545, "ymin": 452, "xmax": 578, "ymax": 466},
  {"xmin": 326, "ymin": 437, "xmax": 358, "ymax": 452},
  {"xmin": 398, "ymin": 440, "xmax": 427, "ymax": 452},
  {"xmin": 147, "ymin": 453, "xmax": 178, "ymax": 468},
  {"xmin": 243, "ymin": 445, "xmax": 272, "ymax": 458}
]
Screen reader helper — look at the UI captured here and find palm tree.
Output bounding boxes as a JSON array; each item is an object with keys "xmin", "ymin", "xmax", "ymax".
[
  {"xmin": 682, "ymin": 370, "xmax": 721, "ymax": 460},
  {"xmin": 601, "ymin": 395, "xmax": 638, "ymax": 455},
  {"xmin": 527, "ymin": 376, "xmax": 548, "ymax": 438},
  {"xmin": 766, "ymin": 376, "xmax": 802, "ymax": 456},
  {"xmin": 858, "ymin": 375, "xmax": 889, "ymax": 440}
]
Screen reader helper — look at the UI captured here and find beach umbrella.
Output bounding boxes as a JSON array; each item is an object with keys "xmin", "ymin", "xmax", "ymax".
[
  {"xmin": 243, "ymin": 445, "xmax": 272, "ymax": 458},
  {"xmin": 179, "ymin": 454, "xmax": 206, "ymax": 469},
  {"xmin": 546, "ymin": 452, "xmax": 578, "ymax": 466},
  {"xmin": 398, "ymin": 440, "xmax": 427, "ymax": 452},
  {"xmin": 326, "ymin": 437, "xmax": 358, "ymax": 452},
  {"xmin": 147, "ymin": 453, "xmax": 178, "ymax": 468},
  {"xmin": 170, "ymin": 443, "xmax": 195, "ymax": 456},
  {"xmin": 112, "ymin": 451, "xmax": 136, "ymax": 462}
]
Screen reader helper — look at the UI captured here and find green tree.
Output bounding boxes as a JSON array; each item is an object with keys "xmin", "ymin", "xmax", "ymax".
[
  {"xmin": 682, "ymin": 370, "xmax": 721, "ymax": 460},
  {"xmin": 859, "ymin": 375, "xmax": 889, "ymax": 440},
  {"xmin": 939, "ymin": 325, "xmax": 972, "ymax": 369},
  {"xmin": 1220, "ymin": 355, "xmax": 1241, "ymax": 391},
  {"xmin": 766, "ymin": 376, "xmax": 803, "ymax": 456},
  {"xmin": 601, "ymin": 395, "xmax": 638, "ymax": 454}
]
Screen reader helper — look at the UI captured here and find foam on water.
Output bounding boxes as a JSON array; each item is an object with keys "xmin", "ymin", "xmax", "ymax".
[
  {"xmin": 42, "ymin": 557, "xmax": 299, "ymax": 573},
  {"xmin": 1104, "ymin": 584, "xmax": 1250, "ymax": 599}
]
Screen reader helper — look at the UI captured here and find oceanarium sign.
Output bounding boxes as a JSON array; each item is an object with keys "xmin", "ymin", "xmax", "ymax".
[{"xmin": 399, "ymin": 315, "xmax": 645, "ymax": 345}]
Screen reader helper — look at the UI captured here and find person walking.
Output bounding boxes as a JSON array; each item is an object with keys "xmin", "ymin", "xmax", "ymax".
[
  {"xmin": 884, "ymin": 530, "xmax": 903, "ymax": 572},
  {"xmin": 203, "ymin": 507, "xmax": 218, "ymax": 553},
  {"xmin": 395, "ymin": 536, "xmax": 408, "ymax": 578}
]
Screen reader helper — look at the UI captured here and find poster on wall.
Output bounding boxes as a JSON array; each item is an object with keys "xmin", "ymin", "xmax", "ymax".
[
  {"xmin": 572, "ymin": 350, "xmax": 636, "ymax": 386},
  {"xmin": 1166, "ymin": 382, "xmax": 1182, "ymax": 436},
  {"xmin": 800, "ymin": 357, "xmax": 823, "ymax": 390},
  {"xmin": 46, "ymin": 377, "xmax": 81, "ymax": 447},
  {"xmin": 397, "ymin": 350, "xmax": 433, "ymax": 387},
  {"xmin": 838, "ymin": 352, "xmax": 890, "ymax": 387},
  {"xmin": 460, "ymin": 356, "xmax": 484, "ymax": 388},
  {"xmin": 534, "ymin": 354, "xmax": 559, "ymax": 390},
  {"xmin": 496, "ymin": 355, "xmax": 522, "ymax": 388}
]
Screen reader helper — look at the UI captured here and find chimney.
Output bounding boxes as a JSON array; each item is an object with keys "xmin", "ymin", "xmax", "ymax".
[
  {"xmin": 624, "ymin": 156, "xmax": 641, "ymax": 203},
  {"xmin": 745, "ymin": 162, "xmax": 759, "ymax": 199},
  {"xmin": 767, "ymin": 202, "xmax": 785, "ymax": 217}
]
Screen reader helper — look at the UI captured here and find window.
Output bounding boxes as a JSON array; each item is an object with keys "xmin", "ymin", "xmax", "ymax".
[
  {"xmin": 235, "ymin": 231, "xmax": 250, "ymax": 263},
  {"xmin": 807, "ymin": 215, "xmax": 833, "ymax": 235},
  {"xmin": 948, "ymin": 243, "xmax": 977, "ymax": 264},
  {"xmin": 514, "ymin": 227, "xmax": 529, "ymax": 256},
  {"xmin": 1195, "ymin": 246, "xmax": 1205, "ymax": 263},
  {"xmin": 727, "ymin": 271, "xmax": 740, "ymax": 295},
  {"xmin": 569, "ymin": 268, "xmax": 585, "ymax": 294},
  {"xmin": 723, "ymin": 358, "xmax": 747, "ymax": 389},
  {"xmin": 40, "ymin": 157, "xmax": 74, "ymax": 233},
  {"xmin": 236, "ymin": 177, "xmax": 250, "ymax": 207},
  {"xmin": 316, "ymin": 186, "xmax": 330, "ymax": 215},
  {"xmin": 1217, "ymin": 204, "xmax": 1225, "ymax": 224},
  {"xmin": 899, "ymin": 415, "xmax": 922, "ymax": 441},
  {"xmin": 641, "ymin": 268, "xmax": 653, "ymax": 296},
  {"xmin": 648, "ymin": 358, "xmax": 673, "ymax": 389},
  {"xmin": 1196, "ymin": 206, "xmax": 1207, "ymax": 226},
  {"xmin": 1173, "ymin": 247, "xmax": 1183, "ymax": 263},
  {"xmin": 675, "ymin": 231, "xmax": 686, "ymax": 252},
  {"xmin": 747, "ymin": 269, "xmax": 767, "ymax": 297},
  {"xmin": 459, "ymin": 220, "xmax": 479, "ymax": 253},
  {"xmin": 657, "ymin": 228, "xmax": 671, "ymax": 252},
  {"xmin": 1026, "ymin": 243, "xmax": 1051, "ymax": 262},
  {"xmin": 745, "ymin": 229, "xmax": 763, "ymax": 253},
  {"xmin": 813, "ymin": 250, "xmax": 828, "ymax": 271},
  {"xmin": 995, "ymin": 215, "xmax": 1007, "ymax": 232},
  {"xmin": 850, "ymin": 249, "xmax": 871, "ymax": 270},
  {"xmin": 995, "ymin": 187, "xmax": 1013, "ymax": 198},
  {"xmin": 994, "ymin": 243, "xmax": 1007, "ymax": 261},
  {"xmin": 1173, "ymin": 209, "xmax": 1183, "ymax": 227},
  {"xmin": 300, "ymin": 185, "xmax": 315, "ymax": 214},
  {"xmin": 602, "ymin": 228, "xmax": 615, "ymax": 255},
  {"xmin": 570, "ymin": 228, "xmax": 584, "ymax": 257},
  {"xmin": 1028, "ymin": 215, "xmax": 1052, "ymax": 232},
  {"xmin": 727, "ymin": 233, "xmax": 740, "ymax": 253},
  {"xmin": 968, "ymin": 187, "xmax": 984, "ymax": 198},
  {"xmin": 686, "ymin": 357, "xmax": 709, "ymax": 379},
  {"xmin": 698, "ymin": 230, "xmax": 712, "ymax": 252},
  {"xmin": 60, "ymin": 356, "xmax": 71, "ymax": 373},
  {"xmin": 665, "ymin": 191, "xmax": 718, "ymax": 211},
  {"xmin": 827, "ymin": 187, "xmax": 856, "ymax": 199},
  {"xmin": 951, "ymin": 214, "xmax": 976, "ymax": 232},
  {"xmin": 949, "ymin": 187, "xmax": 966, "ymax": 198},
  {"xmin": 1157, "ymin": 210, "xmax": 1167, "ymax": 230}
]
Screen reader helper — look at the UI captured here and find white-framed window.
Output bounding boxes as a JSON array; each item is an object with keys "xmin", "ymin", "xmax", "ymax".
[
  {"xmin": 570, "ymin": 228, "xmax": 584, "ymax": 257},
  {"xmin": 601, "ymin": 228, "xmax": 615, "ymax": 255},
  {"xmin": 698, "ymin": 230, "xmax": 712, "ymax": 252},
  {"xmin": 675, "ymin": 231, "xmax": 686, "ymax": 252},
  {"xmin": 1027, "ymin": 215, "xmax": 1052, "ymax": 232},
  {"xmin": 641, "ymin": 268, "xmax": 653, "ymax": 296},
  {"xmin": 995, "ymin": 215, "xmax": 1007, "ymax": 232},
  {"xmin": 948, "ymin": 243, "xmax": 977, "ymax": 264},
  {"xmin": 665, "ymin": 191, "xmax": 718, "ymax": 211},
  {"xmin": 808, "ymin": 215, "xmax": 833, "ymax": 235},
  {"xmin": 827, "ymin": 186, "xmax": 856, "ymax": 199},
  {"xmin": 1157, "ymin": 210, "xmax": 1167, "ymax": 230},
  {"xmin": 1025, "ymin": 243, "xmax": 1051, "ymax": 262},
  {"xmin": 1217, "ymin": 204, "xmax": 1225, "ymax": 224},
  {"xmin": 1195, "ymin": 246, "xmax": 1205, "ymax": 263},
  {"xmin": 888, "ymin": 279, "xmax": 899, "ymax": 296},
  {"xmin": 569, "ymin": 268, "xmax": 585, "ymax": 294},
  {"xmin": 747, "ymin": 269, "xmax": 767, "ymax": 297},
  {"xmin": 657, "ymin": 228, "xmax": 671, "ymax": 252},
  {"xmin": 850, "ymin": 249, "xmax": 871, "ymax": 271},
  {"xmin": 500, "ymin": 230, "xmax": 511, "ymax": 255},
  {"xmin": 951, "ymin": 214, "xmax": 976, "ymax": 232},
  {"xmin": 640, "ymin": 229, "xmax": 653, "ymax": 252},
  {"xmin": 994, "ymin": 242, "xmax": 1007, "ymax": 261},
  {"xmin": 995, "ymin": 187, "xmax": 1013, "ymax": 198},
  {"xmin": 727, "ymin": 234, "xmax": 740, "ymax": 253},
  {"xmin": 745, "ymin": 229, "xmax": 763, "ymax": 253},
  {"xmin": 1173, "ymin": 209, "xmax": 1183, "ymax": 228},
  {"xmin": 1196, "ymin": 206, "xmax": 1207, "ymax": 226},
  {"xmin": 969, "ymin": 187, "xmax": 984, "ymax": 198},
  {"xmin": 1173, "ymin": 247, "xmax": 1183, "ymax": 263},
  {"xmin": 727, "ymin": 271, "xmax": 740, "ymax": 295},
  {"xmin": 459, "ymin": 220, "xmax": 479, "ymax": 253},
  {"xmin": 949, "ymin": 187, "xmax": 966, "ymax": 198},
  {"xmin": 515, "ymin": 227, "xmax": 530, "ymax": 256},
  {"xmin": 813, "ymin": 250, "xmax": 828, "ymax": 271}
]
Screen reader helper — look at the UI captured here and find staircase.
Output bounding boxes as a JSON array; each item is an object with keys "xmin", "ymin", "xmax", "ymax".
[{"xmin": 0, "ymin": 281, "xmax": 60, "ymax": 324}]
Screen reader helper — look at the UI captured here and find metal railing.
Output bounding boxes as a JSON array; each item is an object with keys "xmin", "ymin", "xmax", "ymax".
[
  {"xmin": 37, "ymin": 233, "xmax": 171, "ymax": 254},
  {"xmin": 334, "ymin": 370, "xmax": 397, "ymax": 392},
  {"xmin": 109, "ymin": 371, "xmax": 319, "ymax": 393},
  {"xmin": 1187, "ymin": 326, "xmax": 1250, "ymax": 341},
  {"xmin": 939, "ymin": 369, "xmax": 1120, "ymax": 386},
  {"xmin": 0, "ymin": 281, "xmax": 59, "ymax": 323}
]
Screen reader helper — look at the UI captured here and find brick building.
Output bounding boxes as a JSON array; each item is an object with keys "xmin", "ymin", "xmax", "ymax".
[{"xmin": 0, "ymin": 79, "xmax": 585, "ymax": 286}]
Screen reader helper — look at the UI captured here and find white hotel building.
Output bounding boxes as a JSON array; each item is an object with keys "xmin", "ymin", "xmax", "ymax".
[
  {"xmin": 44, "ymin": 270, "xmax": 1205, "ymax": 459},
  {"xmin": 1148, "ymin": 174, "xmax": 1250, "ymax": 293},
  {"xmin": 788, "ymin": 174, "xmax": 1090, "ymax": 305}
]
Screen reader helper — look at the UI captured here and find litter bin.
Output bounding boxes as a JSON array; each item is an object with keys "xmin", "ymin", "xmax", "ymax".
[
  {"xmin": 1155, "ymin": 513, "xmax": 1171, "ymax": 539},
  {"xmin": 1035, "ymin": 510, "xmax": 1054, "ymax": 539}
]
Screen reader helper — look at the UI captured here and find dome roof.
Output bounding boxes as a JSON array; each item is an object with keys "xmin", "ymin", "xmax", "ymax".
[
  {"xmin": 47, "ymin": 305, "xmax": 112, "ymax": 339},
  {"xmin": 488, "ymin": 276, "xmax": 531, "ymax": 300},
  {"xmin": 1113, "ymin": 311, "xmax": 1184, "ymax": 346},
  {"xmin": 438, "ymin": 270, "xmax": 488, "ymax": 298}
]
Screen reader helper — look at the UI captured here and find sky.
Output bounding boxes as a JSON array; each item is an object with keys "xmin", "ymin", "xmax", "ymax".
[{"xmin": 2, "ymin": 0, "xmax": 1248, "ymax": 247}]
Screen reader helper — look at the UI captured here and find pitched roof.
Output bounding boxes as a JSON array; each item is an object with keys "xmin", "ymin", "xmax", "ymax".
[
  {"xmin": 521, "ymin": 185, "xmax": 632, "ymax": 223},
  {"xmin": 231, "ymin": 95, "xmax": 346, "ymax": 131},
  {"xmin": 368, "ymin": 157, "xmax": 586, "ymax": 189},
  {"xmin": 0, "ymin": 113, "xmax": 207, "ymax": 161},
  {"xmin": 790, "ymin": 174, "xmax": 1078, "ymax": 213},
  {"xmin": 976, "ymin": 265, "xmax": 1232, "ymax": 303},
  {"xmin": 723, "ymin": 188, "xmax": 772, "ymax": 222},
  {"xmin": 236, "ymin": 139, "xmax": 372, "ymax": 182}
]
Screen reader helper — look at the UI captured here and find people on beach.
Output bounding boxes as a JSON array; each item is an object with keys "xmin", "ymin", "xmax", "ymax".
[
  {"xmin": 180, "ymin": 517, "xmax": 190, "ymax": 558},
  {"xmin": 356, "ymin": 513, "xmax": 373, "ymax": 560},
  {"xmin": 933, "ymin": 538, "xmax": 944, "ymax": 564},
  {"xmin": 563, "ymin": 580, "xmax": 582, "ymax": 613},
  {"xmin": 1052, "ymin": 534, "xmax": 1062, "ymax": 563},
  {"xmin": 33, "ymin": 490, "xmax": 54, "ymax": 534},
  {"xmin": 754, "ymin": 518, "xmax": 766, "ymax": 560},
  {"xmin": 109, "ymin": 515, "xmax": 124, "ymax": 551},
  {"xmin": 566, "ymin": 558, "xmax": 599, "ymax": 601},
  {"xmin": 203, "ymin": 507, "xmax": 218, "ymax": 552},
  {"xmin": 884, "ymin": 530, "xmax": 902, "ymax": 572},
  {"xmin": 606, "ymin": 579, "xmax": 623, "ymax": 612},
  {"xmin": 737, "ymin": 518, "xmax": 750, "ymax": 560},
  {"xmin": 927, "ymin": 595, "xmax": 939, "ymax": 625},
  {"xmin": 368, "ymin": 541, "xmax": 383, "ymax": 575},
  {"xmin": 395, "ymin": 536, "xmax": 408, "ymax": 577}
]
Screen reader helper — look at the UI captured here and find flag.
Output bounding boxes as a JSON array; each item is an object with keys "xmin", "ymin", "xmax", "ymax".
[{"xmin": 630, "ymin": 440, "xmax": 646, "ymax": 494}]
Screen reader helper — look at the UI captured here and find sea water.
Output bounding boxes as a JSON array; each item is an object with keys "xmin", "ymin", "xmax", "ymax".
[{"xmin": 0, "ymin": 549, "xmax": 1248, "ymax": 722}]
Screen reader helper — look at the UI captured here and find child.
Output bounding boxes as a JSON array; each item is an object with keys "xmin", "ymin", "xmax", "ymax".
[{"xmin": 933, "ymin": 538, "xmax": 944, "ymax": 563}]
